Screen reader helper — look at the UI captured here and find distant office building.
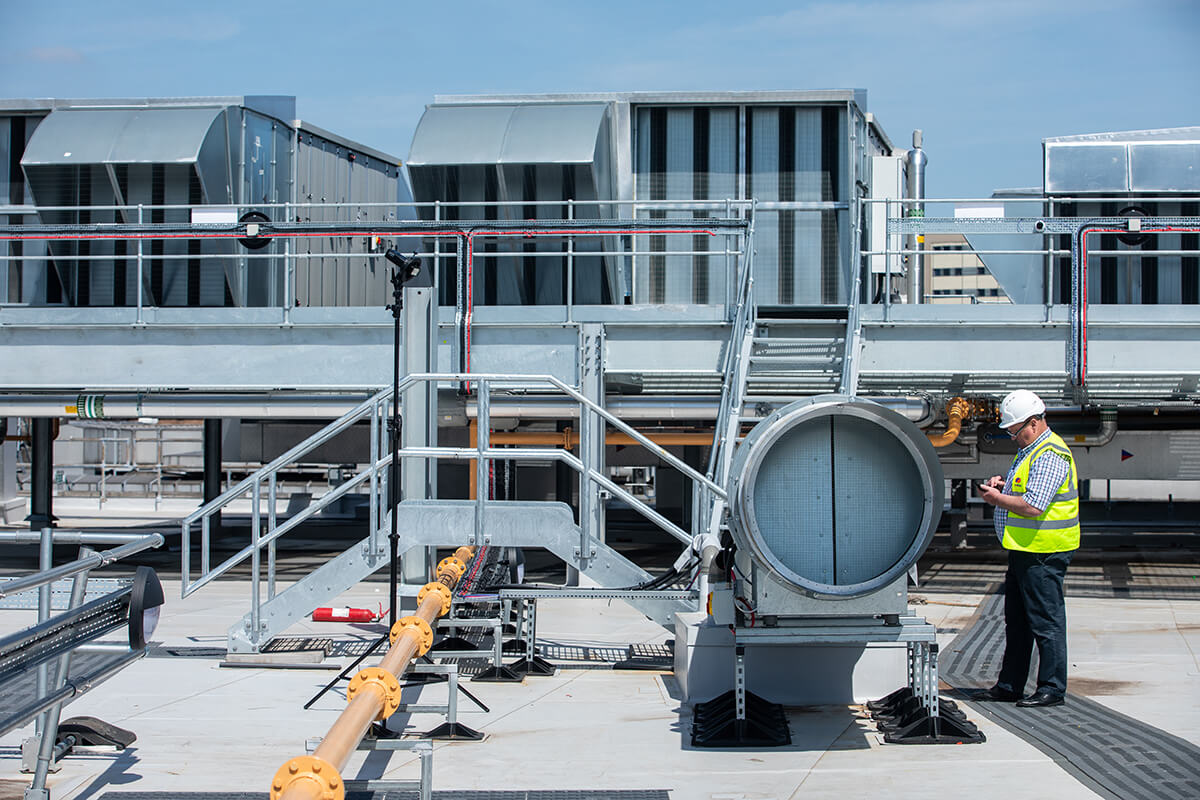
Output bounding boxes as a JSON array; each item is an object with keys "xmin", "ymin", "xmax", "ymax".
[{"xmin": 926, "ymin": 234, "xmax": 1009, "ymax": 303}]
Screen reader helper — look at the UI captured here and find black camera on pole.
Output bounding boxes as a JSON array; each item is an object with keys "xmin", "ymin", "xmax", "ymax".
[{"xmin": 385, "ymin": 249, "xmax": 422, "ymax": 285}]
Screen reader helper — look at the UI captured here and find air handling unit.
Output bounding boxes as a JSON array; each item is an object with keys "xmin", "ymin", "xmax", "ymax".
[
  {"xmin": 726, "ymin": 394, "xmax": 942, "ymax": 612},
  {"xmin": 679, "ymin": 395, "xmax": 962, "ymax": 744}
]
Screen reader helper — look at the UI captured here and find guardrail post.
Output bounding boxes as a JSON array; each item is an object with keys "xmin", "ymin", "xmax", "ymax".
[
  {"xmin": 27, "ymin": 553, "xmax": 93, "ymax": 797},
  {"xmin": 577, "ymin": 325, "xmax": 605, "ymax": 571},
  {"xmin": 250, "ymin": 479, "xmax": 261, "ymax": 647},
  {"xmin": 369, "ymin": 396, "xmax": 381, "ymax": 561},
  {"xmin": 566, "ymin": 199, "xmax": 574, "ymax": 323},
  {"xmin": 34, "ymin": 527, "xmax": 52, "ymax": 736},
  {"xmin": 283, "ymin": 200, "xmax": 293, "ymax": 325},
  {"xmin": 474, "ymin": 380, "xmax": 489, "ymax": 545},
  {"xmin": 267, "ymin": 473, "xmax": 277, "ymax": 601},
  {"xmin": 135, "ymin": 204, "xmax": 145, "ymax": 324}
]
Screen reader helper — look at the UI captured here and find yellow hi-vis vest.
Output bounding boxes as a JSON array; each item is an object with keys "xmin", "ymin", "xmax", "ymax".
[{"xmin": 1002, "ymin": 431, "xmax": 1080, "ymax": 553}]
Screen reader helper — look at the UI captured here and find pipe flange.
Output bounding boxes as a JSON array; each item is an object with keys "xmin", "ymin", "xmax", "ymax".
[
  {"xmin": 436, "ymin": 556, "xmax": 466, "ymax": 583},
  {"xmin": 418, "ymin": 581, "xmax": 453, "ymax": 616},
  {"xmin": 453, "ymin": 546, "xmax": 475, "ymax": 564},
  {"xmin": 269, "ymin": 754, "xmax": 343, "ymax": 800},
  {"xmin": 347, "ymin": 666, "xmax": 402, "ymax": 720},
  {"xmin": 389, "ymin": 615, "xmax": 434, "ymax": 655}
]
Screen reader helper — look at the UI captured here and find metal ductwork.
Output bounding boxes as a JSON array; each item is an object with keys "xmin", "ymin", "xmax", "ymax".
[{"xmin": 728, "ymin": 395, "xmax": 943, "ymax": 599}]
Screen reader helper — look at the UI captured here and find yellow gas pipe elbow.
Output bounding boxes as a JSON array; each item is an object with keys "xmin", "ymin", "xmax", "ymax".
[{"xmin": 927, "ymin": 397, "xmax": 971, "ymax": 448}]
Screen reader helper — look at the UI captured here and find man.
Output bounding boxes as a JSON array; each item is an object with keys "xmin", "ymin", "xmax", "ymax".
[{"xmin": 978, "ymin": 389, "xmax": 1080, "ymax": 708}]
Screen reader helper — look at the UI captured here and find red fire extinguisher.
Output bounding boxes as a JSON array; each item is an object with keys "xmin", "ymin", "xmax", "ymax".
[{"xmin": 311, "ymin": 604, "xmax": 385, "ymax": 623}]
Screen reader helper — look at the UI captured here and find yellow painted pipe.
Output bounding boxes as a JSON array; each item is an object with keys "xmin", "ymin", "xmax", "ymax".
[
  {"xmin": 469, "ymin": 421, "xmax": 717, "ymax": 499},
  {"xmin": 272, "ymin": 546, "xmax": 476, "ymax": 800},
  {"xmin": 927, "ymin": 397, "xmax": 971, "ymax": 448}
]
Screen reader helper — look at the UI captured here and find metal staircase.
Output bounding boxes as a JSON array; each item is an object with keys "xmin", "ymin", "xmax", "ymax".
[
  {"xmin": 700, "ymin": 206, "xmax": 863, "ymax": 541},
  {"xmin": 181, "ymin": 373, "xmax": 725, "ymax": 653}
]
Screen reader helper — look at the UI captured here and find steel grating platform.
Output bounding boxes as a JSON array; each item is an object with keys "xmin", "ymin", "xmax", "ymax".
[
  {"xmin": 941, "ymin": 594, "xmax": 1200, "ymax": 800},
  {"xmin": 916, "ymin": 550, "xmax": 1200, "ymax": 600}
]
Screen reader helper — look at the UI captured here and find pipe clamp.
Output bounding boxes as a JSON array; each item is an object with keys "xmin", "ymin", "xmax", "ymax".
[
  {"xmin": 389, "ymin": 615, "xmax": 434, "ymax": 655},
  {"xmin": 269, "ymin": 755, "xmax": 343, "ymax": 800},
  {"xmin": 347, "ymin": 666, "xmax": 402, "ymax": 720}
]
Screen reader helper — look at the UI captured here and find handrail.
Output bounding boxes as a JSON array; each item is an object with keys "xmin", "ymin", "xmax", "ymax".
[
  {"xmin": 705, "ymin": 202, "xmax": 757, "ymax": 536},
  {"xmin": 0, "ymin": 533, "xmax": 164, "ymax": 598},
  {"xmin": 181, "ymin": 371, "xmax": 726, "ymax": 602},
  {"xmin": 183, "ymin": 386, "xmax": 391, "ymax": 525}
]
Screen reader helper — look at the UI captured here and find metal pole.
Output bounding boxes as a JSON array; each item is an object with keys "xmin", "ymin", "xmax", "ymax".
[
  {"xmin": 566, "ymin": 199, "xmax": 574, "ymax": 323},
  {"xmin": 28, "ymin": 418, "xmax": 54, "ymax": 531},
  {"xmin": 250, "ymin": 480, "xmax": 261, "ymax": 647},
  {"xmin": 267, "ymin": 472, "xmax": 277, "ymax": 601},
  {"xmin": 475, "ymin": 381, "xmax": 489, "ymax": 543},
  {"xmin": 135, "ymin": 205, "xmax": 144, "ymax": 324},
  {"xmin": 369, "ymin": 397, "xmax": 380, "ymax": 561},
  {"xmin": 34, "ymin": 527, "xmax": 52, "ymax": 738},
  {"xmin": 283, "ymin": 200, "xmax": 293, "ymax": 325},
  {"xmin": 387, "ymin": 265, "xmax": 403, "ymax": 630},
  {"xmin": 203, "ymin": 419, "xmax": 222, "ymax": 532},
  {"xmin": 28, "ymin": 551, "xmax": 93, "ymax": 799}
]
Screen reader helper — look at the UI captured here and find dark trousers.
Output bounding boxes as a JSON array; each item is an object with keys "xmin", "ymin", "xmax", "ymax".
[{"xmin": 997, "ymin": 549, "xmax": 1074, "ymax": 697}]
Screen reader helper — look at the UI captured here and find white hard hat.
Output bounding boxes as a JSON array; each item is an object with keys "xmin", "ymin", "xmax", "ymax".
[{"xmin": 998, "ymin": 390, "xmax": 1046, "ymax": 429}]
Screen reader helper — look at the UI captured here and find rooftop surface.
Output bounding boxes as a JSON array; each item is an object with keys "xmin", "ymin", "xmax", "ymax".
[{"xmin": 1, "ymin": 500, "xmax": 1198, "ymax": 799}]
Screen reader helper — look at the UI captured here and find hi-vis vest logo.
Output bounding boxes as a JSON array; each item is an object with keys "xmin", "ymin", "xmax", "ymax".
[{"xmin": 1012, "ymin": 475, "xmax": 1024, "ymax": 489}]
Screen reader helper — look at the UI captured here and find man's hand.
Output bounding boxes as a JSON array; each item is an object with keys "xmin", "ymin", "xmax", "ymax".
[{"xmin": 979, "ymin": 479, "xmax": 1044, "ymax": 517}]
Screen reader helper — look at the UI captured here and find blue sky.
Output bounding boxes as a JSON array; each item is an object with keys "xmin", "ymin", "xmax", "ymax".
[{"xmin": 1, "ymin": 0, "xmax": 1196, "ymax": 198}]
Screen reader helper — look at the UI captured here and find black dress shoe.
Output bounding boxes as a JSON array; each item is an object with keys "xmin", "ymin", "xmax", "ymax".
[
  {"xmin": 983, "ymin": 685, "xmax": 1022, "ymax": 701},
  {"xmin": 1016, "ymin": 691, "xmax": 1064, "ymax": 707}
]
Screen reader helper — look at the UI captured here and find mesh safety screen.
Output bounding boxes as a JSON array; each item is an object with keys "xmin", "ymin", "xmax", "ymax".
[{"xmin": 749, "ymin": 414, "xmax": 925, "ymax": 586}]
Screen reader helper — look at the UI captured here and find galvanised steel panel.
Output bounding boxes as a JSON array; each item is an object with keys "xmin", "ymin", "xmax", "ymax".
[
  {"xmin": 19, "ymin": 107, "xmax": 223, "ymax": 165},
  {"xmin": 500, "ymin": 104, "xmax": 607, "ymax": 164},
  {"xmin": 465, "ymin": 326, "xmax": 580, "ymax": 384},
  {"xmin": 1044, "ymin": 143, "xmax": 1128, "ymax": 194},
  {"xmin": 1130, "ymin": 142, "xmax": 1200, "ymax": 192},
  {"xmin": 857, "ymin": 322, "xmax": 1070, "ymax": 380},
  {"xmin": 604, "ymin": 323, "xmax": 726, "ymax": 373},
  {"xmin": 0, "ymin": 321, "xmax": 396, "ymax": 391},
  {"xmin": 408, "ymin": 103, "xmax": 607, "ymax": 166}
]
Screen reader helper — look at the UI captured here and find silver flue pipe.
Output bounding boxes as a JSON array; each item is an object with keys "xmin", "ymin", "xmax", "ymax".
[{"xmin": 905, "ymin": 129, "xmax": 928, "ymax": 304}]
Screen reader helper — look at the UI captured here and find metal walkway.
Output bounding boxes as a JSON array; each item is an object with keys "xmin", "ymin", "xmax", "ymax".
[{"xmin": 941, "ymin": 594, "xmax": 1200, "ymax": 800}]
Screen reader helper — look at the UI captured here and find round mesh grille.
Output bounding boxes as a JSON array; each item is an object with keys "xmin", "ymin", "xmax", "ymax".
[{"xmin": 731, "ymin": 395, "xmax": 943, "ymax": 598}]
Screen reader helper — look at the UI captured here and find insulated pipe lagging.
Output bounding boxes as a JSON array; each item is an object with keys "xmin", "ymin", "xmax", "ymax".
[
  {"xmin": 272, "ymin": 546, "xmax": 475, "ymax": 800},
  {"xmin": 1065, "ymin": 410, "xmax": 1117, "ymax": 447}
]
